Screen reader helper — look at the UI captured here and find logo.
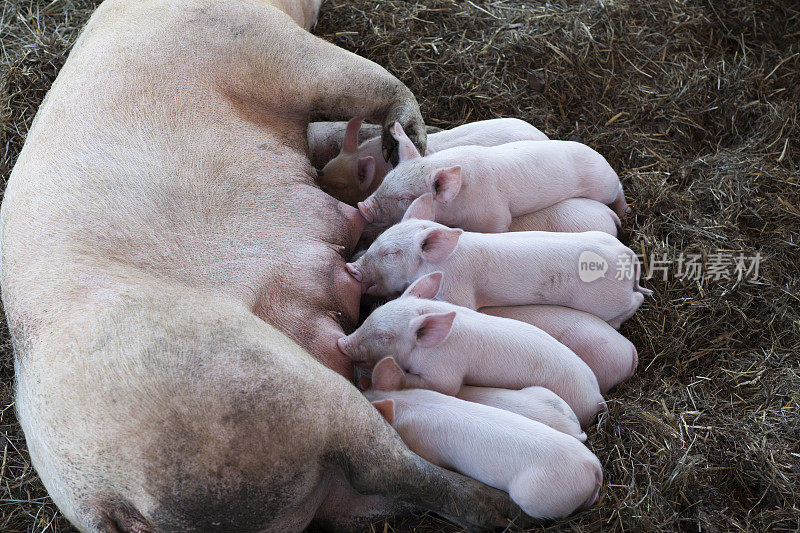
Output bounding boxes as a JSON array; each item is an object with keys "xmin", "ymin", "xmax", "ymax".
[{"xmin": 578, "ymin": 251, "xmax": 608, "ymax": 282}]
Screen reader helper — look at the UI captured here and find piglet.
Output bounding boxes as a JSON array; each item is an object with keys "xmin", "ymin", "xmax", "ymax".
[
  {"xmin": 509, "ymin": 198, "xmax": 621, "ymax": 237},
  {"xmin": 319, "ymin": 117, "xmax": 547, "ymax": 205},
  {"xmin": 456, "ymin": 385, "xmax": 587, "ymax": 442},
  {"xmin": 360, "ymin": 374, "xmax": 585, "ymax": 441},
  {"xmin": 307, "ymin": 120, "xmax": 382, "ymax": 171},
  {"xmin": 357, "ymin": 123, "xmax": 627, "ymax": 232},
  {"xmin": 365, "ymin": 379, "xmax": 603, "ymax": 519},
  {"xmin": 482, "ymin": 305, "xmax": 639, "ymax": 393},
  {"xmin": 359, "ymin": 197, "xmax": 620, "ymax": 251},
  {"xmin": 338, "ymin": 272, "xmax": 605, "ymax": 425},
  {"xmin": 346, "ymin": 194, "xmax": 650, "ymax": 328}
]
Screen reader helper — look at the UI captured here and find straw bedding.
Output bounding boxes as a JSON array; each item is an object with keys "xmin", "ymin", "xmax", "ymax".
[{"xmin": 1, "ymin": 0, "xmax": 798, "ymax": 530}]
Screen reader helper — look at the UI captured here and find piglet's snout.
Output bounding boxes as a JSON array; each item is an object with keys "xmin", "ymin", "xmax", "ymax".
[
  {"xmin": 337, "ymin": 335, "xmax": 371, "ymax": 366},
  {"xmin": 357, "ymin": 200, "xmax": 374, "ymax": 223},
  {"xmin": 337, "ymin": 336, "xmax": 350, "ymax": 357},
  {"xmin": 345, "ymin": 262, "xmax": 362, "ymax": 281},
  {"xmin": 345, "ymin": 263, "xmax": 377, "ymax": 294},
  {"xmin": 339, "ymin": 201, "xmax": 367, "ymax": 235}
]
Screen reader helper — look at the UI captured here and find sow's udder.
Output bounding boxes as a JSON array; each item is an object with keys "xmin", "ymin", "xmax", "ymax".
[{"xmin": 254, "ymin": 189, "xmax": 366, "ymax": 379}]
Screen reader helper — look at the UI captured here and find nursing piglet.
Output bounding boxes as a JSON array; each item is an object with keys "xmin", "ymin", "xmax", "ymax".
[
  {"xmin": 338, "ymin": 272, "xmax": 605, "ymax": 425},
  {"xmin": 357, "ymin": 123, "xmax": 628, "ymax": 232},
  {"xmin": 364, "ymin": 382, "xmax": 603, "ymax": 519},
  {"xmin": 346, "ymin": 194, "xmax": 650, "ymax": 327},
  {"xmin": 483, "ymin": 305, "xmax": 639, "ymax": 393},
  {"xmin": 319, "ymin": 117, "xmax": 547, "ymax": 205}
]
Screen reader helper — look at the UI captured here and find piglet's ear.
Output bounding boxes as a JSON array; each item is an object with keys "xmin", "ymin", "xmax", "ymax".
[
  {"xmin": 401, "ymin": 271, "xmax": 443, "ymax": 300},
  {"xmin": 420, "ymin": 227, "xmax": 463, "ymax": 264},
  {"xmin": 342, "ymin": 117, "xmax": 364, "ymax": 153},
  {"xmin": 392, "ymin": 122, "xmax": 422, "ymax": 163},
  {"xmin": 372, "ymin": 356, "xmax": 406, "ymax": 391},
  {"xmin": 357, "ymin": 156, "xmax": 376, "ymax": 191},
  {"xmin": 401, "ymin": 193, "xmax": 435, "ymax": 222},
  {"xmin": 429, "ymin": 166, "xmax": 462, "ymax": 205},
  {"xmin": 371, "ymin": 399, "xmax": 395, "ymax": 426},
  {"xmin": 410, "ymin": 311, "xmax": 456, "ymax": 348}
]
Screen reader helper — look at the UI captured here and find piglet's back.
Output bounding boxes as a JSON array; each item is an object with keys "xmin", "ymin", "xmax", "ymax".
[{"xmin": 427, "ymin": 118, "xmax": 548, "ymax": 153}]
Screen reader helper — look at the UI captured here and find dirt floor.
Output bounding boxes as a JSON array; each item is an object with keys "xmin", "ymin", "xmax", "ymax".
[{"xmin": 1, "ymin": 0, "xmax": 799, "ymax": 531}]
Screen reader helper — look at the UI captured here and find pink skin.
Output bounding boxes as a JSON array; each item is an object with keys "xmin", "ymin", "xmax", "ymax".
[
  {"xmin": 355, "ymin": 195, "xmax": 621, "ymax": 251},
  {"xmin": 346, "ymin": 194, "xmax": 651, "ymax": 327},
  {"xmin": 482, "ymin": 305, "xmax": 638, "ymax": 394},
  {"xmin": 319, "ymin": 117, "xmax": 548, "ymax": 206},
  {"xmin": 5, "ymin": 0, "xmax": 557, "ymax": 529},
  {"xmin": 357, "ymin": 123, "xmax": 628, "ymax": 231},
  {"xmin": 456, "ymin": 385, "xmax": 587, "ymax": 442},
  {"xmin": 338, "ymin": 272, "xmax": 605, "ymax": 425},
  {"xmin": 365, "ymin": 385, "xmax": 603, "ymax": 520},
  {"xmin": 509, "ymin": 198, "xmax": 621, "ymax": 237}
]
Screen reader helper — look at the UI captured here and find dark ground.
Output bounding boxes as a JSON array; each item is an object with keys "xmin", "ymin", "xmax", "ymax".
[{"xmin": 1, "ymin": 0, "xmax": 799, "ymax": 531}]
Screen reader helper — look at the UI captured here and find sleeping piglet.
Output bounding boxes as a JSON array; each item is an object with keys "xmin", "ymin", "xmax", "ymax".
[
  {"xmin": 357, "ymin": 123, "xmax": 628, "ymax": 232},
  {"xmin": 338, "ymin": 272, "xmax": 605, "ymax": 425},
  {"xmin": 364, "ymin": 378, "xmax": 603, "ymax": 519},
  {"xmin": 346, "ymin": 194, "xmax": 650, "ymax": 328},
  {"xmin": 319, "ymin": 117, "xmax": 547, "ymax": 206}
]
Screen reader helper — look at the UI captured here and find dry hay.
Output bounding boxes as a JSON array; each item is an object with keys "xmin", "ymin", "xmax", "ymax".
[{"xmin": 2, "ymin": 0, "xmax": 799, "ymax": 531}]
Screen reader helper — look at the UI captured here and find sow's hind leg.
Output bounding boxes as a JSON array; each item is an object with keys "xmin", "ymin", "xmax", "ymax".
[
  {"xmin": 325, "ymin": 384, "xmax": 531, "ymax": 531},
  {"xmin": 309, "ymin": 471, "xmax": 412, "ymax": 533}
]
